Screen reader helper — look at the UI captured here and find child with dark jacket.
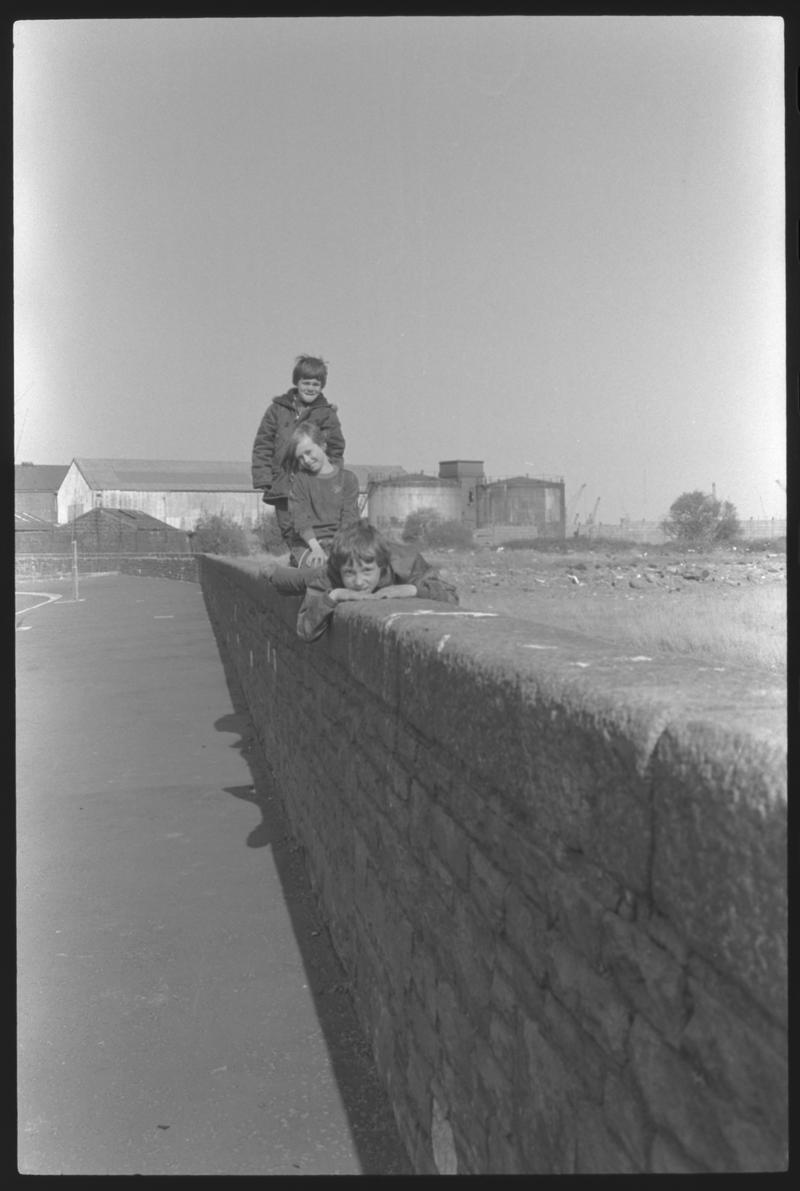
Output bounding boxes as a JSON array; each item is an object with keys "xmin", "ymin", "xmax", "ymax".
[
  {"xmin": 251, "ymin": 355, "xmax": 345, "ymax": 551},
  {"xmin": 269, "ymin": 520, "xmax": 459, "ymax": 642}
]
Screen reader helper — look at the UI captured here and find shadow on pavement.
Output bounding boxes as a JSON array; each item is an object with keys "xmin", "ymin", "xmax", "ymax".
[{"xmin": 207, "ymin": 619, "xmax": 412, "ymax": 1176}]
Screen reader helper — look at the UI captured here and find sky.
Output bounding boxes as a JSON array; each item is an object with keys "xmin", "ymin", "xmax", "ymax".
[{"xmin": 14, "ymin": 15, "xmax": 787, "ymax": 525}]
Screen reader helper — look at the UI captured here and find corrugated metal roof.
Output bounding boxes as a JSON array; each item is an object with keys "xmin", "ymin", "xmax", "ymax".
[
  {"xmin": 71, "ymin": 458, "xmax": 406, "ymax": 492},
  {"xmin": 73, "ymin": 458, "xmax": 255, "ymax": 491},
  {"xmin": 15, "ymin": 511, "xmax": 55, "ymax": 530},
  {"xmin": 66, "ymin": 507, "xmax": 180, "ymax": 531},
  {"xmin": 14, "ymin": 464, "xmax": 69, "ymax": 492}
]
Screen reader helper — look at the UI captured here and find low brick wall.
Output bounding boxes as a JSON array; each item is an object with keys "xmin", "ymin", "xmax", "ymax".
[
  {"xmin": 15, "ymin": 553, "xmax": 126, "ymax": 579},
  {"xmin": 119, "ymin": 555, "xmax": 199, "ymax": 582},
  {"xmin": 15, "ymin": 553, "xmax": 199, "ymax": 582},
  {"xmin": 200, "ymin": 555, "xmax": 787, "ymax": 1175}
]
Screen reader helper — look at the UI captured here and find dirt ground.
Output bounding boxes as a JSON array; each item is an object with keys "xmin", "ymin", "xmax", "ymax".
[{"xmin": 425, "ymin": 543, "xmax": 787, "ymax": 621}]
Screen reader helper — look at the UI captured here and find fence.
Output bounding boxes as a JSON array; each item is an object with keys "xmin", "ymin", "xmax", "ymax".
[
  {"xmin": 595, "ymin": 520, "xmax": 787, "ymax": 545},
  {"xmin": 477, "ymin": 520, "xmax": 787, "ymax": 547}
]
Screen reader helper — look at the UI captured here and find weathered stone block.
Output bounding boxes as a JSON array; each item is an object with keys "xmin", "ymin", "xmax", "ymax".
[
  {"xmin": 428, "ymin": 802, "xmax": 470, "ymax": 888},
  {"xmin": 468, "ymin": 842, "xmax": 510, "ymax": 928},
  {"xmin": 574, "ymin": 1101, "xmax": 638, "ymax": 1173},
  {"xmin": 542, "ymin": 990, "xmax": 607, "ymax": 1103},
  {"xmin": 502, "ymin": 883, "xmax": 550, "ymax": 985},
  {"xmin": 629, "ymin": 1015, "xmax": 734, "ymax": 1170},
  {"xmin": 548, "ymin": 869, "xmax": 607, "ymax": 967},
  {"xmin": 649, "ymin": 1132, "xmax": 700, "ymax": 1173},
  {"xmin": 547, "ymin": 941, "xmax": 631, "ymax": 1061},
  {"xmin": 600, "ymin": 910, "xmax": 688, "ymax": 1046},
  {"xmin": 520, "ymin": 1017, "xmax": 578, "ymax": 1173},
  {"xmin": 682, "ymin": 977, "xmax": 788, "ymax": 1126},
  {"xmin": 601, "ymin": 1069, "xmax": 650, "ymax": 1170},
  {"xmin": 651, "ymin": 720, "xmax": 786, "ymax": 1024}
]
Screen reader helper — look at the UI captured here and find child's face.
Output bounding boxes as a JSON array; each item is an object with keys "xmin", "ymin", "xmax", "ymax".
[
  {"xmin": 296, "ymin": 377, "xmax": 323, "ymax": 404},
  {"xmin": 339, "ymin": 557, "xmax": 382, "ymax": 593},
  {"xmin": 295, "ymin": 435, "xmax": 327, "ymax": 474}
]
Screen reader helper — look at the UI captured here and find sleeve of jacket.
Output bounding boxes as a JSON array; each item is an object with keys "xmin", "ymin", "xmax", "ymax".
[
  {"xmin": 251, "ymin": 405, "xmax": 278, "ymax": 489},
  {"xmin": 288, "ymin": 472, "xmax": 315, "ymax": 542},
  {"xmin": 296, "ymin": 573, "xmax": 339, "ymax": 642},
  {"xmin": 392, "ymin": 550, "xmax": 460, "ymax": 604},
  {"xmin": 269, "ymin": 565, "xmax": 311, "ymax": 596},
  {"xmin": 339, "ymin": 469, "xmax": 361, "ymax": 529},
  {"xmin": 322, "ymin": 406, "xmax": 345, "ymax": 462}
]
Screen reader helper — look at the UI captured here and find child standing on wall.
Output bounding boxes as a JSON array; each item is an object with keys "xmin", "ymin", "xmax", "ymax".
[
  {"xmin": 284, "ymin": 423, "xmax": 360, "ymax": 566},
  {"xmin": 269, "ymin": 520, "xmax": 459, "ymax": 642},
  {"xmin": 251, "ymin": 354, "xmax": 345, "ymax": 553}
]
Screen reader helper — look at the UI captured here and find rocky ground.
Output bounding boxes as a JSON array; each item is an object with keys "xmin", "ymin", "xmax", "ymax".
[{"xmin": 426, "ymin": 544, "xmax": 787, "ymax": 621}]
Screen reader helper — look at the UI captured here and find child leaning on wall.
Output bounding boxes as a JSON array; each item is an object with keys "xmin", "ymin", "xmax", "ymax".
[
  {"xmin": 268, "ymin": 520, "xmax": 459, "ymax": 643},
  {"xmin": 284, "ymin": 422, "xmax": 360, "ymax": 566},
  {"xmin": 251, "ymin": 354, "xmax": 345, "ymax": 553}
]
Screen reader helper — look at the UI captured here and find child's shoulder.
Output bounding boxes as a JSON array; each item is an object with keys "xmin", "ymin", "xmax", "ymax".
[
  {"xmin": 313, "ymin": 396, "xmax": 338, "ymax": 413},
  {"xmin": 387, "ymin": 543, "xmax": 425, "ymax": 571},
  {"xmin": 388, "ymin": 541, "xmax": 421, "ymax": 560}
]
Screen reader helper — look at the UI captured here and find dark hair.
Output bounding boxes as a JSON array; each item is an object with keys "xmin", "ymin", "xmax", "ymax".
[
  {"xmin": 329, "ymin": 521, "xmax": 392, "ymax": 577},
  {"xmin": 285, "ymin": 421, "xmax": 328, "ymax": 473},
  {"xmin": 292, "ymin": 355, "xmax": 328, "ymax": 388}
]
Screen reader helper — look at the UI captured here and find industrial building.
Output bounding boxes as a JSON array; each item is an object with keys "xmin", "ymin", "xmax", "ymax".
[
  {"xmin": 14, "ymin": 463, "xmax": 69, "ymax": 521},
  {"xmin": 53, "ymin": 457, "xmax": 408, "ymax": 531},
  {"xmin": 366, "ymin": 461, "xmax": 566, "ymax": 539},
  {"xmin": 24, "ymin": 455, "xmax": 565, "ymax": 539},
  {"xmin": 15, "ymin": 507, "xmax": 190, "ymax": 557},
  {"xmin": 57, "ymin": 458, "xmax": 264, "ymax": 529},
  {"xmin": 63, "ymin": 507, "xmax": 190, "ymax": 554},
  {"xmin": 477, "ymin": 473, "xmax": 566, "ymax": 538}
]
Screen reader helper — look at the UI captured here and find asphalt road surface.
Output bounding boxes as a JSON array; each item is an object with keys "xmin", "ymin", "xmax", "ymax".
[{"xmin": 16, "ymin": 574, "xmax": 410, "ymax": 1175}]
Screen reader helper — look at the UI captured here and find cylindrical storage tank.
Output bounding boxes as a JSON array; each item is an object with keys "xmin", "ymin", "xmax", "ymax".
[
  {"xmin": 367, "ymin": 474, "xmax": 464, "ymax": 529},
  {"xmin": 478, "ymin": 477, "xmax": 565, "ymax": 537}
]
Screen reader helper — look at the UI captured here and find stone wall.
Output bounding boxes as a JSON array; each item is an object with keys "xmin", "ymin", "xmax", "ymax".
[
  {"xmin": 15, "ymin": 553, "xmax": 124, "ymax": 579},
  {"xmin": 15, "ymin": 553, "xmax": 199, "ymax": 582},
  {"xmin": 199, "ymin": 555, "xmax": 787, "ymax": 1175},
  {"xmin": 119, "ymin": 555, "xmax": 199, "ymax": 582}
]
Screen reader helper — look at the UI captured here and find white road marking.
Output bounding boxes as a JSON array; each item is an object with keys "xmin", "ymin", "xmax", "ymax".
[{"xmin": 15, "ymin": 592, "xmax": 63, "ymax": 615}]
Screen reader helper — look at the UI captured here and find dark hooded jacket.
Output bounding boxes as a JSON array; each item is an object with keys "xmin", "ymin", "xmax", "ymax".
[{"xmin": 251, "ymin": 389, "xmax": 345, "ymax": 502}]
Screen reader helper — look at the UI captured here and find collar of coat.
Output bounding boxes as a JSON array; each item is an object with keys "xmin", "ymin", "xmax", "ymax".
[{"xmin": 275, "ymin": 388, "xmax": 331, "ymax": 411}]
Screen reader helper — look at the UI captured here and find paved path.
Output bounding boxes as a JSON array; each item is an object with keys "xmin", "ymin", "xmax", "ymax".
[{"xmin": 16, "ymin": 574, "xmax": 410, "ymax": 1175}]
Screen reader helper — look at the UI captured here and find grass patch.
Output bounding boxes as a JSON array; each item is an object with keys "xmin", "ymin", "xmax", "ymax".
[
  {"xmin": 513, "ymin": 585, "xmax": 786, "ymax": 674},
  {"xmin": 496, "ymin": 536, "xmax": 642, "ymax": 553}
]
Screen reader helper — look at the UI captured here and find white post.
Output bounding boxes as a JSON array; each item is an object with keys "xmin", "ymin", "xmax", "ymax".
[{"xmin": 72, "ymin": 539, "xmax": 79, "ymax": 601}]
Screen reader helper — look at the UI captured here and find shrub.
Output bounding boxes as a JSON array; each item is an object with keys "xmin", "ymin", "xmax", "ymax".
[
  {"xmin": 252, "ymin": 510, "xmax": 285, "ymax": 554},
  {"xmin": 401, "ymin": 506, "xmax": 441, "ymax": 543},
  {"xmin": 402, "ymin": 506, "xmax": 473, "ymax": 550},
  {"xmin": 661, "ymin": 490, "xmax": 741, "ymax": 546},
  {"xmin": 426, "ymin": 519, "xmax": 474, "ymax": 550},
  {"xmin": 192, "ymin": 512, "xmax": 250, "ymax": 556}
]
